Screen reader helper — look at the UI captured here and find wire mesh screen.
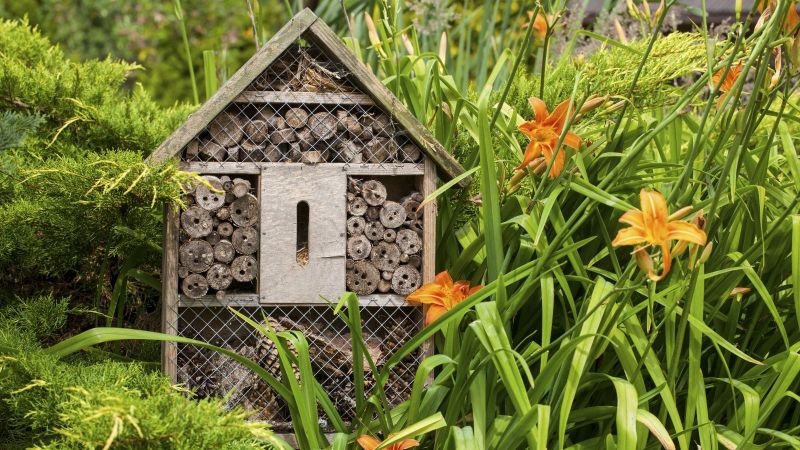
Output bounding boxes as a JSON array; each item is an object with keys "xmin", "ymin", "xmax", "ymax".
[
  {"xmin": 174, "ymin": 299, "xmax": 422, "ymax": 432},
  {"xmin": 180, "ymin": 42, "xmax": 424, "ymax": 166}
]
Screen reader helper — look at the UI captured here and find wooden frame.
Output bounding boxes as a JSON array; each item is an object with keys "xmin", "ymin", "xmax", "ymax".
[{"xmin": 152, "ymin": 7, "xmax": 464, "ymax": 438}]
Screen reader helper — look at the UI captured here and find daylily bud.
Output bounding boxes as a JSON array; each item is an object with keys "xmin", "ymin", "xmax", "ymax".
[
  {"xmin": 509, "ymin": 168, "xmax": 527, "ymax": 189},
  {"xmin": 698, "ymin": 242, "xmax": 713, "ymax": 264},
  {"xmin": 439, "ymin": 32, "xmax": 448, "ymax": 62},
  {"xmin": 728, "ymin": 287, "xmax": 752, "ymax": 298},
  {"xmin": 440, "ymin": 101, "xmax": 452, "ymax": 118},
  {"xmin": 633, "ymin": 248, "xmax": 654, "ymax": 276},
  {"xmin": 613, "ymin": 18, "xmax": 628, "ymax": 43},
  {"xmin": 770, "ymin": 47, "xmax": 783, "ymax": 89},
  {"xmin": 626, "ymin": 0, "xmax": 641, "ymax": 19},
  {"xmin": 364, "ymin": 12, "xmax": 386, "ymax": 57},
  {"xmin": 401, "ymin": 33, "xmax": 415, "ymax": 55},
  {"xmin": 651, "ymin": 0, "xmax": 666, "ymax": 26},
  {"xmin": 573, "ymin": 53, "xmax": 586, "ymax": 69},
  {"xmin": 606, "ymin": 100, "xmax": 627, "ymax": 113},
  {"xmin": 668, "ymin": 205, "xmax": 694, "ymax": 221},
  {"xmin": 530, "ymin": 157, "xmax": 548, "ymax": 176},
  {"xmin": 579, "ymin": 95, "xmax": 610, "ymax": 114}
]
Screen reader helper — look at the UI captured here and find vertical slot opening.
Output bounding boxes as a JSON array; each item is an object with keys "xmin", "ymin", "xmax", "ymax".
[{"xmin": 296, "ymin": 201, "xmax": 309, "ymax": 266}]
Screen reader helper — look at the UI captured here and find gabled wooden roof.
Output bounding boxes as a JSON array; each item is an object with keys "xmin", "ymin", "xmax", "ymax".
[{"xmin": 148, "ymin": 8, "xmax": 466, "ymax": 183}]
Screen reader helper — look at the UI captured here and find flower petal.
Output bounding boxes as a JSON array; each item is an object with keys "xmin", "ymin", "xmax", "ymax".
[
  {"xmin": 619, "ymin": 210, "xmax": 645, "ymax": 228},
  {"xmin": 425, "ymin": 305, "xmax": 449, "ymax": 325},
  {"xmin": 393, "ymin": 439, "xmax": 420, "ymax": 450},
  {"xmin": 518, "ymin": 120, "xmax": 537, "ymax": 137},
  {"xmin": 528, "ymin": 96, "xmax": 548, "ymax": 121},
  {"xmin": 467, "ymin": 284, "xmax": 484, "ymax": 296},
  {"xmin": 516, "ymin": 140, "xmax": 544, "ymax": 170},
  {"xmin": 639, "ymin": 189, "xmax": 668, "ymax": 240},
  {"xmin": 434, "ymin": 270, "xmax": 454, "ymax": 288},
  {"xmin": 546, "ymin": 146, "xmax": 566, "ymax": 178},
  {"xmin": 653, "ymin": 242, "xmax": 672, "ymax": 281},
  {"xmin": 548, "ymin": 99, "xmax": 572, "ymax": 127},
  {"xmin": 612, "ymin": 227, "xmax": 648, "ymax": 247},
  {"xmin": 357, "ymin": 436, "xmax": 380, "ymax": 450},
  {"xmin": 406, "ymin": 285, "xmax": 446, "ymax": 306},
  {"xmin": 562, "ymin": 131, "xmax": 582, "ymax": 149},
  {"xmin": 666, "ymin": 221, "xmax": 707, "ymax": 246}
]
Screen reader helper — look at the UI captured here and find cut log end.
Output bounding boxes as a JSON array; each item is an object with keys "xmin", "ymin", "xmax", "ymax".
[
  {"xmin": 380, "ymin": 201, "xmax": 407, "ymax": 228},
  {"xmin": 231, "ymin": 255, "xmax": 258, "ymax": 282},
  {"xmin": 347, "ymin": 235, "xmax": 372, "ymax": 261},
  {"xmin": 182, "ymin": 274, "xmax": 209, "ymax": 298},
  {"xmin": 346, "ymin": 260, "xmax": 380, "ymax": 295},
  {"xmin": 391, "ymin": 266, "xmax": 421, "ymax": 295}
]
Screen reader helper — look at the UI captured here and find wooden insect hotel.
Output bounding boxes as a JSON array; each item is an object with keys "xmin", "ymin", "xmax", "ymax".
[{"xmin": 147, "ymin": 9, "xmax": 465, "ymax": 430}]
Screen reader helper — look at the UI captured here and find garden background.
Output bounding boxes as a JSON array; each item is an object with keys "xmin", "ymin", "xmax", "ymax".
[{"xmin": 0, "ymin": 0, "xmax": 799, "ymax": 449}]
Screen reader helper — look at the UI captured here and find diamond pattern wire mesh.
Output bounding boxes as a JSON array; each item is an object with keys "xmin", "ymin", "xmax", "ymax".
[
  {"xmin": 180, "ymin": 41, "xmax": 425, "ymax": 167},
  {"xmin": 173, "ymin": 299, "xmax": 422, "ymax": 432}
]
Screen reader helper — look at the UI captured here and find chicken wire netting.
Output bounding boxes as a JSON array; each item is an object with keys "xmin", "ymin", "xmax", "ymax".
[
  {"xmin": 180, "ymin": 42, "xmax": 425, "ymax": 167},
  {"xmin": 171, "ymin": 298, "xmax": 423, "ymax": 432}
]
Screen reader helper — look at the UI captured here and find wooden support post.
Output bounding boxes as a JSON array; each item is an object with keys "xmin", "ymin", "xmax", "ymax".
[
  {"xmin": 419, "ymin": 157, "xmax": 437, "ymax": 360},
  {"xmin": 161, "ymin": 204, "xmax": 180, "ymax": 383}
]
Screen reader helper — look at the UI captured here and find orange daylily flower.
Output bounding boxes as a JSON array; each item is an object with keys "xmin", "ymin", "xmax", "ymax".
[
  {"xmin": 522, "ymin": 10, "xmax": 549, "ymax": 46},
  {"xmin": 711, "ymin": 63, "xmax": 743, "ymax": 108},
  {"xmin": 516, "ymin": 97, "xmax": 583, "ymax": 178},
  {"xmin": 357, "ymin": 435, "xmax": 419, "ymax": 450},
  {"xmin": 756, "ymin": 0, "xmax": 799, "ymax": 34},
  {"xmin": 406, "ymin": 271, "xmax": 482, "ymax": 325},
  {"xmin": 612, "ymin": 189, "xmax": 707, "ymax": 282}
]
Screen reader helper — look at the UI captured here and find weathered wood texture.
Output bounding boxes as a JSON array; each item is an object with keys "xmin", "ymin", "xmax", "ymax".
[
  {"xmin": 235, "ymin": 91, "xmax": 374, "ymax": 105},
  {"xmin": 260, "ymin": 165, "xmax": 346, "ymax": 303},
  {"xmin": 419, "ymin": 159, "xmax": 437, "ymax": 362},
  {"xmin": 147, "ymin": 8, "xmax": 317, "ymax": 164},
  {"xmin": 180, "ymin": 162, "xmax": 424, "ymax": 176},
  {"xmin": 346, "ymin": 176, "xmax": 423, "ymax": 296},
  {"xmin": 178, "ymin": 175, "xmax": 259, "ymax": 299},
  {"xmin": 146, "ymin": 8, "xmax": 467, "ymax": 185},
  {"xmin": 304, "ymin": 17, "xmax": 467, "ymax": 185},
  {"xmin": 161, "ymin": 205, "xmax": 180, "ymax": 383}
]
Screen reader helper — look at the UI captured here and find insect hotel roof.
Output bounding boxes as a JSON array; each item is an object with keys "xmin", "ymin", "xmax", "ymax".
[{"xmin": 147, "ymin": 8, "xmax": 466, "ymax": 183}]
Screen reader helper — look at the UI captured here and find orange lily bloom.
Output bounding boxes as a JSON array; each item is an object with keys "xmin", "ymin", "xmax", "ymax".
[
  {"xmin": 357, "ymin": 435, "xmax": 419, "ymax": 450},
  {"xmin": 517, "ymin": 97, "xmax": 582, "ymax": 178},
  {"xmin": 522, "ymin": 10, "xmax": 549, "ymax": 46},
  {"xmin": 612, "ymin": 189, "xmax": 707, "ymax": 282},
  {"xmin": 756, "ymin": 0, "xmax": 799, "ymax": 34},
  {"xmin": 711, "ymin": 63, "xmax": 743, "ymax": 108},
  {"xmin": 406, "ymin": 271, "xmax": 482, "ymax": 325}
]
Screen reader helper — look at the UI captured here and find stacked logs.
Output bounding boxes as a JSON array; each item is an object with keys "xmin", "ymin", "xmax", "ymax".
[
  {"xmin": 183, "ymin": 106, "xmax": 423, "ymax": 165},
  {"xmin": 179, "ymin": 175, "xmax": 258, "ymax": 299},
  {"xmin": 345, "ymin": 177, "xmax": 423, "ymax": 296}
]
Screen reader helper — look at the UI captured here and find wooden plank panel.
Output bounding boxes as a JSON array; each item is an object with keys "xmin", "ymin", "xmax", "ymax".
[
  {"xmin": 260, "ymin": 165, "xmax": 346, "ymax": 304},
  {"xmin": 180, "ymin": 162, "xmax": 423, "ymax": 176},
  {"xmin": 235, "ymin": 91, "xmax": 374, "ymax": 105},
  {"xmin": 161, "ymin": 204, "xmax": 180, "ymax": 382},
  {"xmin": 178, "ymin": 294, "xmax": 260, "ymax": 307}
]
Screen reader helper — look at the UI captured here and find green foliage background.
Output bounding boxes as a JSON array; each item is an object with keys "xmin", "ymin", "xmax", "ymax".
[{"xmin": 0, "ymin": 0, "xmax": 798, "ymax": 449}]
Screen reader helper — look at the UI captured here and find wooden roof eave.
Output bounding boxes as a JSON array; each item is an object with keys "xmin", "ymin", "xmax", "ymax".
[{"xmin": 147, "ymin": 8, "xmax": 469, "ymax": 187}]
